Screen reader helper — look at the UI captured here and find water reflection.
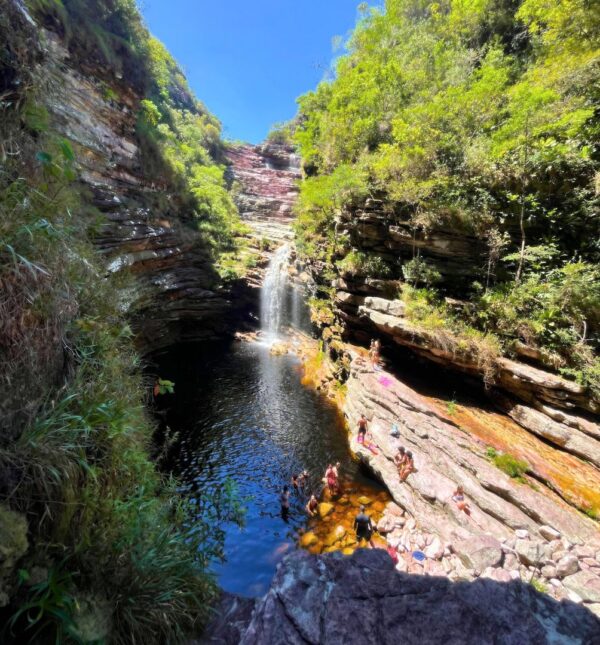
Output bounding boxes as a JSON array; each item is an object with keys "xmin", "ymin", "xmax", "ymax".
[{"xmin": 156, "ymin": 341, "xmax": 385, "ymax": 597}]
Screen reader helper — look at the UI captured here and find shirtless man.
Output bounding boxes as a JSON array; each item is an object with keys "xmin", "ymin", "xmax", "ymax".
[
  {"xmin": 357, "ymin": 414, "xmax": 368, "ymax": 444},
  {"xmin": 354, "ymin": 505, "xmax": 375, "ymax": 548}
]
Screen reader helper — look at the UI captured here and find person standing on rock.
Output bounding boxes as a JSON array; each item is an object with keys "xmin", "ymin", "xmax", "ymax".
[
  {"xmin": 354, "ymin": 505, "xmax": 375, "ymax": 548},
  {"xmin": 325, "ymin": 464, "xmax": 339, "ymax": 496},
  {"xmin": 357, "ymin": 414, "xmax": 368, "ymax": 444}
]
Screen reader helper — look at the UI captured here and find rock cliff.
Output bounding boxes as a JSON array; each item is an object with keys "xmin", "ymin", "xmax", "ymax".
[
  {"xmin": 225, "ymin": 142, "xmax": 300, "ymax": 242},
  {"xmin": 32, "ymin": 21, "xmax": 239, "ymax": 352},
  {"xmin": 199, "ymin": 549, "xmax": 600, "ymax": 644}
]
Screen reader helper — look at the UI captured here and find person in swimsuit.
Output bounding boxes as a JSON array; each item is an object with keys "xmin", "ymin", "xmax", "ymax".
[
  {"xmin": 399, "ymin": 451, "xmax": 414, "ymax": 482},
  {"xmin": 280, "ymin": 485, "xmax": 290, "ymax": 521},
  {"xmin": 291, "ymin": 474, "xmax": 299, "ymax": 492},
  {"xmin": 357, "ymin": 414, "xmax": 368, "ymax": 444},
  {"xmin": 452, "ymin": 486, "xmax": 471, "ymax": 515},
  {"xmin": 306, "ymin": 494, "xmax": 319, "ymax": 517},
  {"xmin": 325, "ymin": 464, "xmax": 338, "ymax": 496},
  {"xmin": 394, "ymin": 446, "xmax": 407, "ymax": 475},
  {"xmin": 298, "ymin": 470, "xmax": 309, "ymax": 489},
  {"xmin": 354, "ymin": 505, "xmax": 375, "ymax": 548}
]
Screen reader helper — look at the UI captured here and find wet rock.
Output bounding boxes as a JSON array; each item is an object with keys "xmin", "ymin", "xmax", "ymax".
[
  {"xmin": 562, "ymin": 570, "xmax": 600, "ymax": 603},
  {"xmin": 557, "ymin": 554, "xmax": 580, "ymax": 578},
  {"xmin": 300, "ymin": 532, "xmax": 318, "ymax": 548},
  {"xmin": 318, "ymin": 503, "xmax": 334, "ymax": 519}
]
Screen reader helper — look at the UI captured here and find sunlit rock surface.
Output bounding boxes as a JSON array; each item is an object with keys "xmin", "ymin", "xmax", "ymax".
[
  {"xmin": 199, "ymin": 549, "xmax": 600, "ymax": 644},
  {"xmin": 225, "ymin": 143, "xmax": 300, "ymax": 242}
]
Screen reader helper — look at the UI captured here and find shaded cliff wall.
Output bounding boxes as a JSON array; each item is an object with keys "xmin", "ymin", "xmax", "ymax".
[
  {"xmin": 35, "ymin": 21, "xmax": 240, "ymax": 352},
  {"xmin": 199, "ymin": 549, "xmax": 600, "ymax": 644}
]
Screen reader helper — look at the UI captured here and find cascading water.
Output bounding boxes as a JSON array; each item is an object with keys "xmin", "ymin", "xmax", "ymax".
[{"xmin": 260, "ymin": 243, "xmax": 291, "ymax": 341}]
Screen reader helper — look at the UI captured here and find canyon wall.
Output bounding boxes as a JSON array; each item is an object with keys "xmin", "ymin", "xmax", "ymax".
[
  {"xmin": 225, "ymin": 142, "xmax": 300, "ymax": 242},
  {"xmin": 34, "ymin": 24, "xmax": 240, "ymax": 352}
]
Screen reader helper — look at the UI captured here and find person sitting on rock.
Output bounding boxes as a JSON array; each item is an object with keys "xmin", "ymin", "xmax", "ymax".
[
  {"xmin": 354, "ymin": 505, "xmax": 375, "ymax": 548},
  {"xmin": 305, "ymin": 494, "xmax": 319, "ymax": 517},
  {"xmin": 451, "ymin": 486, "xmax": 471, "ymax": 515},
  {"xmin": 399, "ymin": 451, "xmax": 415, "ymax": 482},
  {"xmin": 394, "ymin": 446, "xmax": 407, "ymax": 475},
  {"xmin": 357, "ymin": 414, "xmax": 368, "ymax": 444}
]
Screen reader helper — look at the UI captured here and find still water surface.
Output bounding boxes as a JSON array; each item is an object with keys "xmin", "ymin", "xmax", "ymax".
[{"xmin": 156, "ymin": 340, "xmax": 385, "ymax": 596}]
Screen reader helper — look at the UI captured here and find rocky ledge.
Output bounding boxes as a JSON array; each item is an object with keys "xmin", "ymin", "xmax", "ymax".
[
  {"xmin": 200, "ymin": 549, "xmax": 600, "ymax": 644},
  {"xmin": 342, "ymin": 355, "xmax": 600, "ymax": 616}
]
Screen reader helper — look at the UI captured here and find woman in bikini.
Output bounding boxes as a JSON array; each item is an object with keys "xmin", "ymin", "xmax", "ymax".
[{"xmin": 452, "ymin": 486, "xmax": 471, "ymax": 515}]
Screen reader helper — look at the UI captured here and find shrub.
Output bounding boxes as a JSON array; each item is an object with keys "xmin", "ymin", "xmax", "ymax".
[
  {"xmin": 491, "ymin": 452, "xmax": 529, "ymax": 480},
  {"xmin": 337, "ymin": 250, "xmax": 393, "ymax": 278}
]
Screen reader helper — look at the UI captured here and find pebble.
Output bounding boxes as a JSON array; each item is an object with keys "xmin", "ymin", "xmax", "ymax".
[
  {"xmin": 515, "ymin": 529, "xmax": 529, "ymax": 540},
  {"xmin": 549, "ymin": 578, "xmax": 562, "ymax": 588}
]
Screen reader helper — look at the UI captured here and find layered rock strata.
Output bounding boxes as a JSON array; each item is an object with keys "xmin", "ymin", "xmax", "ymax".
[
  {"xmin": 225, "ymin": 143, "xmax": 300, "ymax": 242},
  {"xmin": 342, "ymin": 354, "xmax": 600, "ymax": 613},
  {"xmin": 38, "ymin": 28, "xmax": 241, "ymax": 351},
  {"xmin": 200, "ymin": 549, "xmax": 600, "ymax": 644}
]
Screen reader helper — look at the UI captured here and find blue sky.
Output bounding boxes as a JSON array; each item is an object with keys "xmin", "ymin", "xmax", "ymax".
[{"xmin": 141, "ymin": 0, "xmax": 363, "ymax": 143}]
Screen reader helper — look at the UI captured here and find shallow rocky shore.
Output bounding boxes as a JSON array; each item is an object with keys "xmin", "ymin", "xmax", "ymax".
[{"xmin": 342, "ymin": 355, "xmax": 600, "ymax": 617}]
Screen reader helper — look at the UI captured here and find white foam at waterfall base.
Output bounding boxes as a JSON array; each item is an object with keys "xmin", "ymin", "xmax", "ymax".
[{"xmin": 260, "ymin": 243, "xmax": 291, "ymax": 342}]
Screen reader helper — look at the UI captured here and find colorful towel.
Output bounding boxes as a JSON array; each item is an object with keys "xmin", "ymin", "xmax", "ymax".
[{"xmin": 378, "ymin": 375, "xmax": 393, "ymax": 388}]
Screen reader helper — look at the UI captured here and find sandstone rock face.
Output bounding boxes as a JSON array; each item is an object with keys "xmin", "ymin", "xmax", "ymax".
[
  {"xmin": 35, "ymin": 27, "xmax": 249, "ymax": 352},
  {"xmin": 200, "ymin": 550, "xmax": 600, "ymax": 644},
  {"xmin": 225, "ymin": 143, "xmax": 300, "ymax": 242}
]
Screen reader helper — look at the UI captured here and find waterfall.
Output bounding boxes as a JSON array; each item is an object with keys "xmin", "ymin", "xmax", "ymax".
[{"xmin": 261, "ymin": 243, "xmax": 290, "ymax": 340}]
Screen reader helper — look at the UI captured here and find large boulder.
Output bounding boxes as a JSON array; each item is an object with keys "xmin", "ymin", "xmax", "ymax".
[
  {"xmin": 455, "ymin": 534, "xmax": 503, "ymax": 573},
  {"xmin": 563, "ymin": 570, "xmax": 600, "ymax": 604},
  {"xmin": 200, "ymin": 550, "xmax": 600, "ymax": 644}
]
